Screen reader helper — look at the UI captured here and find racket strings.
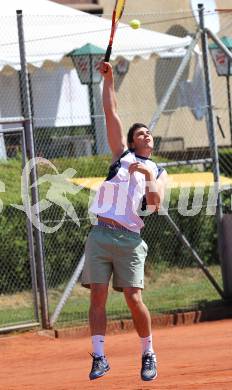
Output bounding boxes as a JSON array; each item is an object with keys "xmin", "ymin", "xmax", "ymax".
[{"xmin": 115, "ymin": 0, "xmax": 126, "ymax": 21}]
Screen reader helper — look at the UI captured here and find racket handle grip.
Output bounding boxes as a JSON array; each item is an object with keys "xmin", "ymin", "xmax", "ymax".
[{"xmin": 104, "ymin": 45, "xmax": 112, "ymax": 62}]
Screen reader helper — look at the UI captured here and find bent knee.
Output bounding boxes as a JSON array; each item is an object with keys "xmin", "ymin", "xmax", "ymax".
[{"xmin": 124, "ymin": 287, "xmax": 143, "ymax": 307}]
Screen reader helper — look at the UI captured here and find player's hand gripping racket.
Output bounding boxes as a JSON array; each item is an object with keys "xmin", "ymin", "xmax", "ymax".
[{"xmin": 104, "ymin": 0, "xmax": 126, "ymax": 62}]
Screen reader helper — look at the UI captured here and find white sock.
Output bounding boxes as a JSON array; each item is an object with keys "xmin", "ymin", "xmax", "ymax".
[
  {"xmin": 141, "ymin": 335, "xmax": 154, "ymax": 355},
  {"xmin": 92, "ymin": 335, "xmax": 105, "ymax": 357}
]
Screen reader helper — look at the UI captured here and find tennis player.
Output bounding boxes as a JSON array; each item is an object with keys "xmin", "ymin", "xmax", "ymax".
[{"xmin": 81, "ymin": 62, "xmax": 167, "ymax": 381}]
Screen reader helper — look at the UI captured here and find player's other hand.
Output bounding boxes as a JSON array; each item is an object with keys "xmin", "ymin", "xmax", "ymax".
[{"xmin": 129, "ymin": 162, "xmax": 154, "ymax": 179}]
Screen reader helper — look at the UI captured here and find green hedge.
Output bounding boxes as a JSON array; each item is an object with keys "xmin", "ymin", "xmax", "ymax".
[
  {"xmin": 0, "ymin": 192, "xmax": 91, "ymax": 293},
  {"xmin": 219, "ymin": 148, "xmax": 232, "ymax": 177},
  {"xmin": 0, "ymin": 209, "xmax": 30, "ymax": 294},
  {"xmin": 0, "ymin": 155, "xmax": 228, "ymax": 293},
  {"xmin": 142, "ymin": 188, "xmax": 218, "ymax": 268},
  {"xmin": 41, "ymin": 192, "xmax": 91, "ymax": 288},
  {"xmin": 0, "ymin": 186, "xmax": 224, "ymax": 294}
]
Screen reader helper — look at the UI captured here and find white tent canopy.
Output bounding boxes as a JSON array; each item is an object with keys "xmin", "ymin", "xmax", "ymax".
[
  {"xmin": 0, "ymin": 0, "xmax": 192, "ymax": 73},
  {"xmin": 0, "ymin": 0, "xmax": 193, "ymax": 158}
]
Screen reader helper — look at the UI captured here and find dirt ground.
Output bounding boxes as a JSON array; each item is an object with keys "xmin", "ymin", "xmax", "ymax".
[{"xmin": 0, "ymin": 319, "xmax": 232, "ymax": 390}]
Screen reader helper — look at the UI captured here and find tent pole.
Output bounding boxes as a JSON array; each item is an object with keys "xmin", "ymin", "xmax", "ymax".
[{"xmin": 149, "ymin": 32, "xmax": 200, "ymax": 131}]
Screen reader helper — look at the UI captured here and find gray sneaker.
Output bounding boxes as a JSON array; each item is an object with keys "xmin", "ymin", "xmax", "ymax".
[
  {"xmin": 141, "ymin": 352, "xmax": 157, "ymax": 381},
  {"xmin": 89, "ymin": 353, "xmax": 110, "ymax": 380}
]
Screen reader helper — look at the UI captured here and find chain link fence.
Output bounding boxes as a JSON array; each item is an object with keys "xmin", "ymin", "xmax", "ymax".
[
  {"xmin": 0, "ymin": 131, "xmax": 39, "ymax": 331},
  {"xmin": 0, "ymin": 9, "xmax": 232, "ymax": 330}
]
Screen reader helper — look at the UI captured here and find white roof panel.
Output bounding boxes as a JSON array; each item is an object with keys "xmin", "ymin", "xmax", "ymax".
[{"xmin": 0, "ymin": 0, "xmax": 192, "ymax": 72}]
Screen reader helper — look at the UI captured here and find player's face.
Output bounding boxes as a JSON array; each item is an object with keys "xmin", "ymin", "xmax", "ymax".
[{"xmin": 132, "ymin": 127, "xmax": 154, "ymax": 152}]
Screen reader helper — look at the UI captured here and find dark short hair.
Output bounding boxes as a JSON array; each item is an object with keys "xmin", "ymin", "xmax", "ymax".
[{"xmin": 127, "ymin": 123, "xmax": 149, "ymax": 146}]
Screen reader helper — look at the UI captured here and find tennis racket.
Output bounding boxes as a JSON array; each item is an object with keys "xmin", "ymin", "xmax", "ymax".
[{"xmin": 104, "ymin": 0, "xmax": 126, "ymax": 62}]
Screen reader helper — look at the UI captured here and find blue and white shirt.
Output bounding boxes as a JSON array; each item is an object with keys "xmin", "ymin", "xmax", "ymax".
[{"xmin": 90, "ymin": 150, "xmax": 165, "ymax": 233}]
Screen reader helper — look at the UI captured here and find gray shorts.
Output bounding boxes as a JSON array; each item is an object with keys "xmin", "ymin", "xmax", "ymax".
[{"xmin": 81, "ymin": 226, "xmax": 148, "ymax": 292}]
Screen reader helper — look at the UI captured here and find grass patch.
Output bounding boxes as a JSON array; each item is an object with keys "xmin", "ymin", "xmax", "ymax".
[
  {"xmin": 0, "ymin": 265, "xmax": 223, "ymax": 328},
  {"xmin": 52, "ymin": 265, "xmax": 223, "ymax": 326},
  {"xmin": 0, "ymin": 291, "xmax": 37, "ymax": 327}
]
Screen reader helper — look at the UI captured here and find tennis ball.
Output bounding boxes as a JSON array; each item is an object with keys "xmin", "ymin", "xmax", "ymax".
[{"xmin": 129, "ymin": 19, "xmax": 141, "ymax": 30}]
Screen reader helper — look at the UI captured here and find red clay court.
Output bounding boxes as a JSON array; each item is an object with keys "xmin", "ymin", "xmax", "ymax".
[{"xmin": 1, "ymin": 319, "xmax": 232, "ymax": 390}]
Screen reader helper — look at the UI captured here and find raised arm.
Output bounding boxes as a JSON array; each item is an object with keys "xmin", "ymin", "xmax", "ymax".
[{"xmin": 100, "ymin": 62, "xmax": 127, "ymax": 161}]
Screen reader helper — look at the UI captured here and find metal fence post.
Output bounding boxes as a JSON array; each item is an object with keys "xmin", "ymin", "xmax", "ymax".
[
  {"xmin": 198, "ymin": 4, "xmax": 231, "ymax": 299},
  {"xmin": 221, "ymin": 214, "xmax": 232, "ymax": 297},
  {"xmin": 21, "ymin": 128, "xmax": 40, "ymax": 322},
  {"xmin": 16, "ymin": 10, "xmax": 50, "ymax": 328}
]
